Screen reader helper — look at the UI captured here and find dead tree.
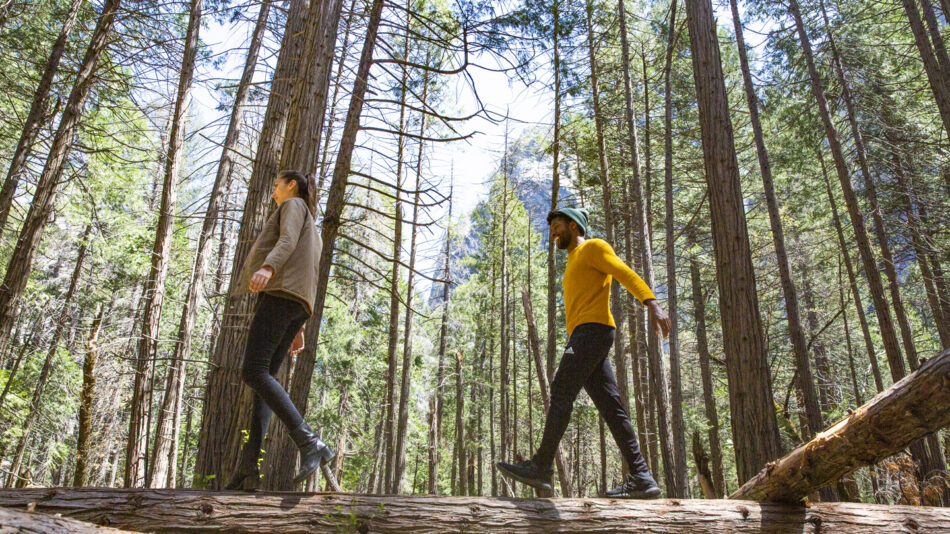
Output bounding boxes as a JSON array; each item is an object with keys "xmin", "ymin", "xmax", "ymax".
[{"xmin": 732, "ymin": 349, "xmax": 950, "ymax": 502}]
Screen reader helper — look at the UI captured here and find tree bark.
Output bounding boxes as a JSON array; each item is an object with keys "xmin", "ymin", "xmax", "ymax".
[
  {"xmin": 6, "ymin": 224, "xmax": 91, "ymax": 487},
  {"xmin": 7, "ymin": 489, "xmax": 950, "ymax": 533},
  {"xmin": 733, "ymin": 349, "xmax": 950, "ymax": 502},
  {"xmin": 685, "ymin": 0, "xmax": 783, "ymax": 484},
  {"xmin": 498, "ymin": 127, "xmax": 510, "ymax": 496},
  {"xmin": 0, "ymin": 0, "xmax": 120, "ymax": 357},
  {"xmin": 74, "ymin": 303, "xmax": 105, "ymax": 487},
  {"xmin": 0, "ymin": 0, "xmax": 83, "ymax": 240}
]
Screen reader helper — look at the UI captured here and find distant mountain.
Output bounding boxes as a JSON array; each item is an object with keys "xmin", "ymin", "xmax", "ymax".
[{"xmin": 428, "ymin": 133, "xmax": 574, "ymax": 307}]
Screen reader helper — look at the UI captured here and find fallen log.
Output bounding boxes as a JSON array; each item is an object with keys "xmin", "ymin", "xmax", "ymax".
[
  {"xmin": 733, "ymin": 348, "xmax": 950, "ymax": 502},
  {"xmin": 2, "ymin": 488, "xmax": 950, "ymax": 533},
  {"xmin": 0, "ymin": 505, "xmax": 135, "ymax": 533}
]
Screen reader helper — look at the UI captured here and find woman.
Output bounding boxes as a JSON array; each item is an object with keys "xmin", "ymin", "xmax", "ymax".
[{"xmin": 225, "ymin": 169, "xmax": 333, "ymax": 491}]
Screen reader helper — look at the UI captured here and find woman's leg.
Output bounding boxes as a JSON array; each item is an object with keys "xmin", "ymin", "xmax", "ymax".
[{"xmin": 241, "ymin": 294, "xmax": 309, "ymax": 432}]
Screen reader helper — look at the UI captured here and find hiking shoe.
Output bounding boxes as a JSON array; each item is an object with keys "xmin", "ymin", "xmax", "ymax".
[
  {"xmin": 604, "ymin": 471, "xmax": 662, "ymax": 499},
  {"xmin": 496, "ymin": 459, "xmax": 553, "ymax": 491}
]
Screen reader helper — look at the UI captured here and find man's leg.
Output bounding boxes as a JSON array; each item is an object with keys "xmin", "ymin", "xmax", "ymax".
[
  {"xmin": 584, "ymin": 355, "xmax": 650, "ymax": 475},
  {"xmin": 585, "ymin": 354, "xmax": 660, "ymax": 498},
  {"xmin": 497, "ymin": 323, "xmax": 613, "ymax": 489}
]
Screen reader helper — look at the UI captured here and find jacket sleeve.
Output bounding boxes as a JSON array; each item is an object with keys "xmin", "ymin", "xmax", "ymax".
[
  {"xmin": 588, "ymin": 240, "xmax": 657, "ymax": 303},
  {"xmin": 263, "ymin": 198, "xmax": 306, "ymax": 273}
]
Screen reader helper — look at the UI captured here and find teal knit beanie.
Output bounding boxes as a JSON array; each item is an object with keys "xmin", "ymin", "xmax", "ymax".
[{"xmin": 547, "ymin": 207, "xmax": 590, "ymax": 236}]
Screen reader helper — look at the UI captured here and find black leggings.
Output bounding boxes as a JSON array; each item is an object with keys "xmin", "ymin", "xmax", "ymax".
[
  {"xmin": 241, "ymin": 293, "xmax": 309, "ymax": 459},
  {"xmin": 533, "ymin": 322, "xmax": 650, "ymax": 476}
]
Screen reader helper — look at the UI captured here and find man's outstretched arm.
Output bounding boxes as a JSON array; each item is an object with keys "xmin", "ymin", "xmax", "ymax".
[{"xmin": 589, "ymin": 240, "xmax": 672, "ymax": 338}]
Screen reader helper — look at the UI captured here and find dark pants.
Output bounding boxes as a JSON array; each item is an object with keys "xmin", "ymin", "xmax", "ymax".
[
  {"xmin": 240, "ymin": 293, "xmax": 309, "ymax": 461},
  {"xmin": 533, "ymin": 322, "xmax": 650, "ymax": 476}
]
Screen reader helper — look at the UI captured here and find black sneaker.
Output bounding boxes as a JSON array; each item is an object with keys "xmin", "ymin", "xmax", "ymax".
[
  {"xmin": 604, "ymin": 472, "xmax": 662, "ymax": 499},
  {"xmin": 495, "ymin": 460, "xmax": 553, "ymax": 491}
]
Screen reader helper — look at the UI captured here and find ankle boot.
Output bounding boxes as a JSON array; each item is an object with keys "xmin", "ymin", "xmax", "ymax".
[
  {"xmin": 288, "ymin": 421, "xmax": 335, "ymax": 485},
  {"xmin": 225, "ymin": 446, "xmax": 261, "ymax": 491}
]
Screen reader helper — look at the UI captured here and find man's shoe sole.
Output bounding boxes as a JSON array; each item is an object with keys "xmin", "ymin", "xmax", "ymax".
[
  {"xmin": 604, "ymin": 487, "xmax": 662, "ymax": 499},
  {"xmin": 496, "ymin": 464, "xmax": 553, "ymax": 492}
]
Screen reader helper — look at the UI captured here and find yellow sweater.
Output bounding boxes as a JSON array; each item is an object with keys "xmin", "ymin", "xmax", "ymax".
[{"xmin": 563, "ymin": 239, "xmax": 656, "ymax": 336}]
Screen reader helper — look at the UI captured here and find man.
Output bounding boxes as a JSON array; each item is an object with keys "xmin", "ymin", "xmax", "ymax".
[{"xmin": 496, "ymin": 207, "xmax": 671, "ymax": 499}]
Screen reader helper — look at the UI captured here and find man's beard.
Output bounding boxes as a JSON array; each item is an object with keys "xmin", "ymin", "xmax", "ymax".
[{"xmin": 555, "ymin": 230, "xmax": 571, "ymax": 249}]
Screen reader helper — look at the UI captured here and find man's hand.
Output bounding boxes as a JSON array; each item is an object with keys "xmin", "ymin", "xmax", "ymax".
[
  {"xmin": 647, "ymin": 299, "xmax": 672, "ymax": 338},
  {"xmin": 249, "ymin": 266, "xmax": 274, "ymax": 292},
  {"xmin": 290, "ymin": 329, "xmax": 305, "ymax": 356}
]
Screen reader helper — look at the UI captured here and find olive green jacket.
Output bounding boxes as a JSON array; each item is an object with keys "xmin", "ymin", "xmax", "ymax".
[{"xmin": 233, "ymin": 197, "xmax": 322, "ymax": 314}]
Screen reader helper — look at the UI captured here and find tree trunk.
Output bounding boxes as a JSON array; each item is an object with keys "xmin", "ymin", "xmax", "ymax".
[
  {"xmin": 258, "ymin": 0, "xmax": 347, "ymax": 489},
  {"xmin": 0, "ymin": 0, "xmax": 83, "ymax": 240},
  {"xmin": 8, "ymin": 489, "xmax": 950, "ymax": 533},
  {"xmin": 275, "ymin": 0, "xmax": 384, "ymax": 490},
  {"xmin": 498, "ymin": 127, "xmax": 510, "ymax": 496},
  {"xmin": 692, "ymin": 431, "xmax": 716, "ymax": 499},
  {"xmin": 393, "ymin": 72, "xmax": 430, "ymax": 491},
  {"xmin": 684, "ymin": 0, "xmax": 783, "ymax": 484},
  {"xmin": 0, "ymin": 0, "xmax": 120, "ymax": 356},
  {"xmin": 546, "ymin": 0, "xmax": 562, "ymax": 385},
  {"xmin": 428, "ymin": 192, "xmax": 453, "ymax": 495},
  {"xmin": 382, "ymin": 32, "xmax": 411, "ymax": 490},
  {"xmin": 522, "ymin": 287, "xmax": 572, "ymax": 497},
  {"xmin": 142, "ymin": 0, "xmax": 205, "ymax": 490},
  {"xmin": 892, "ymin": 156, "xmax": 950, "ymax": 347},
  {"xmin": 74, "ymin": 303, "xmax": 105, "ymax": 487},
  {"xmin": 193, "ymin": 0, "xmax": 304, "ymax": 488},
  {"xmin": 661, "ymin": 0, "xmax": 688, "ymax": 497},
  {"xmin": 730, "ymin": 0, "xmax": 824, "ymax": 440},
  {"xmin": 901, "ymin": 0, "xmax": 950, "ymax": 140},
  {"xmin": 789, "ymin": 0, "xmax": 911, "ymax": 385},
  {"xmin": 584, "ymin": 0, "xmax": 637, "ymax": 482},
  {"xmin": 819, "ymin": 155, "xmax": 884, "ymax": 393},
  {"xmin": 688, "ymin": 248, "xmax": 725, "ymax": 498},
  {"xmin": 454, "ymin": 352, "xmax": 467, "ymax": 496},
  {"xmin": 127, "ymin": 0, "xmax": 203, "ymax": 489},
  {"xmin": 733, "ymin": 349, "xmax": 950, "ymax": 502},
  {"xmin": 5, "ymin": 224, "xmax": 91, "ymax": 487},
  {"xmin": 821, "ymin": 1, "xmax": 921, "ymax": 373}
]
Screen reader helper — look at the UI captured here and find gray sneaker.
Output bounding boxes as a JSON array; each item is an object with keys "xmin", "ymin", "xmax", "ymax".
[{"xmin": 603, "ymin": 472, "xmax": 662, "ymax": 499}]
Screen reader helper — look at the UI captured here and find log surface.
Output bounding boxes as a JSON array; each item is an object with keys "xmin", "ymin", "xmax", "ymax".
[
  {"xmin": 2, "ymin": 488, "xmax": 950, "ymax": 533},
  {"xmin": 733, "ymin": 348, "xmax": 950, "ymax": 502},
  {"xmin": 0, "ymin": 505, "xmax": 135, "ymax": 533}
]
